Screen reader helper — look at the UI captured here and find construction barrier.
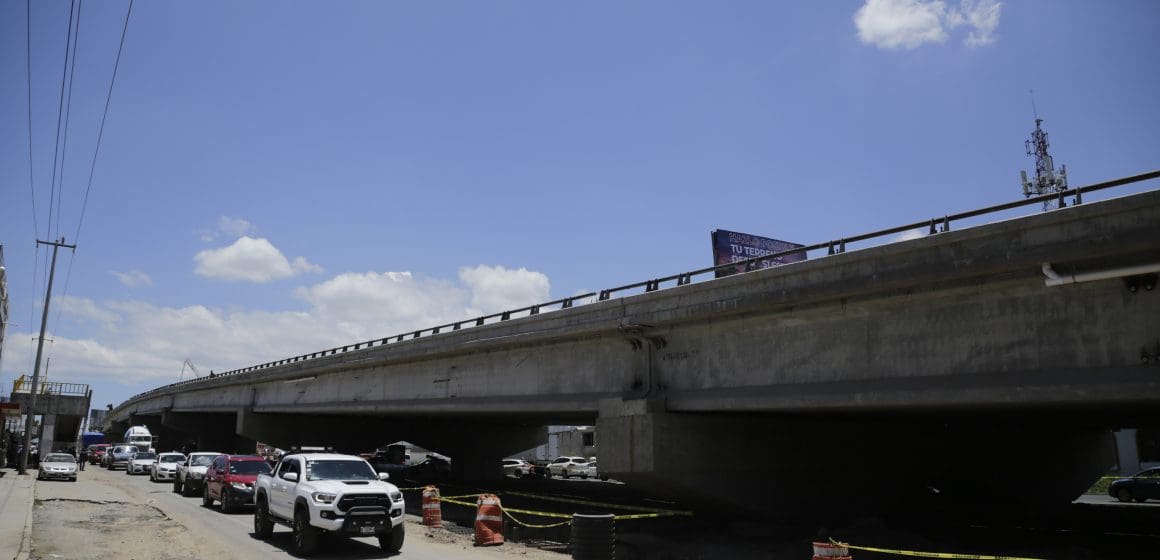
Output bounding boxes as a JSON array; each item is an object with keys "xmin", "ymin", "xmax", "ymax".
[
  {"xmin": 474, "ymin": 493, "xmax": 505, "ymax": 546},
  {"xmin": 571, "ymin": 513, "xmax": 615, "ymax": 560},
  {"xmin": 421, "ymin": 485, "xmax": 443, "ymax": 529},
  {"xmin": 813, "ymin": 541, "xmax": 851, "ymax": 560}
]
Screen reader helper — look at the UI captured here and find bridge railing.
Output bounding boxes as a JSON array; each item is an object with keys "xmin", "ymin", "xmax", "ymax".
[
  {"xmin": 12, "ymin": 379, "xmax": 90, "ymax": 397},
  {"xmin": 123, "ymin": 170, "xmax": 1160, "ymax": 403}
]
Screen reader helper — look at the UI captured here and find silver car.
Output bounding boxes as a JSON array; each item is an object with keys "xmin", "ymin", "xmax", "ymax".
[{"xmin": 38, "ymin": 453, "xmax": 78, "ymax": 481}]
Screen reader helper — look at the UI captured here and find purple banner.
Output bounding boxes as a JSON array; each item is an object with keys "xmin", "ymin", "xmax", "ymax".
[{"xmin": 711, "ymin": 229, "xmax": 806, "ymax": 277}]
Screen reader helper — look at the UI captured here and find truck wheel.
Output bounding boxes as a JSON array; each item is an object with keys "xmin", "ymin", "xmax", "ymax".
[
  {"xmin": 221, "ymin": 489, "xmax": 235, "ymax": 513},
  {"xmin": 380, "ymin": 523, "xmax": 404, "ymax": 553},
  {"xmin": 253, "ymin": 497, "xmax": 274, "ymax": 539},
  {"xmin": 254, "ymin": 497, "xmax": 275, "ymax": 539},
  {"xmin": 182, "ymin": 480, "xmax": 196, "ymax": 497},
  {"xmin": 292, "ymin": 508, "xmax": 319, "ymax": 556},
  {"xmin": 173, "ymin": 477, "xmax": 182, "ymax": 494},
  {"xmin": 202, "ymin": 486, "xmax": 213, "ymax": 507}
]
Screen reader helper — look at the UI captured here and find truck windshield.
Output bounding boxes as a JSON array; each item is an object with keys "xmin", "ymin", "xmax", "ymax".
[
  {"xmin": 306, "ymin": 460, "xmax": 377, "ymax": 481},
  {"xmin": 191, "ymin": 455, "xmax": 216, "ymax": 466},
  {"xmin": 159, "ymin": 455, "xmax": 184, "ymax": 463}
]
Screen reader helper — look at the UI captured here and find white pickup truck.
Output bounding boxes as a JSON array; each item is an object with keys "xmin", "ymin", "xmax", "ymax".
[{"xmin": 253, "ymin": 451, "xmax": 405, "ymax": 556}]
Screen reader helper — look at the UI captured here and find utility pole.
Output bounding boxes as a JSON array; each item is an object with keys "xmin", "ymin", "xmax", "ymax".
[{"xmin": 17, "ymin": 238, "xmax": 75, "ymax": 475}]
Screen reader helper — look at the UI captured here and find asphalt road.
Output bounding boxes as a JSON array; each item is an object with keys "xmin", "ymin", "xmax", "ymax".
[{"xmin": 30, "ymin": 464, "xmax": 564, "ymax": 560}]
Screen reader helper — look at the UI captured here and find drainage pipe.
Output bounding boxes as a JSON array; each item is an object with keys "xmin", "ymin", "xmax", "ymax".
[{"xmin": 1042, "ymin": 262, "xmax": 1160, "ymax": 287}]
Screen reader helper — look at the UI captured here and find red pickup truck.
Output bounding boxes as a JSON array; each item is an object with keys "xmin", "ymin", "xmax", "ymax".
[{"xmin": 202, "ymin": 455, "xmax": 270, "ymax": 513}]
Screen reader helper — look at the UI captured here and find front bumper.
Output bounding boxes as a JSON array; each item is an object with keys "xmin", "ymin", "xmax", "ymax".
[
  {"xmin": 40, "ymin": 469, "xmax": 77, "ymax": 480},
  {"xmin": 184, "ymin": 477, "xmax": 206, "ymax": 491},
  {"xmin": 313, "ymin": 504, "xmax": 404, "ymax": 533},
  {"xmin": 225, "ymin": 487, "xmax": 256, "ymax": 505},
  {"xmin": 129, "ymin": 463, "xmax": 150, "ymax": 473},
  {"xmin": 154, "ymin": 469, "xmax": 177, "ymax": 480}
]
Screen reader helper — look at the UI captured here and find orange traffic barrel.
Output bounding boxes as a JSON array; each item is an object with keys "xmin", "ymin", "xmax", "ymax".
[
  {"xmin": 812, "ymin": 541, "xmax": 851, "ymax": 560},
  {"xmin": 421, "ymin": 485, "xmax": 443, "ymax": 528},
  {"xmin": 474, "ymin": 493, "xmax": 505, "ymax": 546}
]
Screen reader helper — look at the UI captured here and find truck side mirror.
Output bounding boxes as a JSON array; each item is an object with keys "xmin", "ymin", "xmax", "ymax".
[
  {"xmin": 378, "ymin": 472, "xmax": 390, "ymax": 481},
  {"xmin": 283, "ymin": 472, "xmax": 299, "ymax": 482}
]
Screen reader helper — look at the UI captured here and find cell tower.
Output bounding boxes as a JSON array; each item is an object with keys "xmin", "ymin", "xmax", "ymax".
[{"xmin": 1020, "ymin": 98, "xmax": 1068, "ymax": 211}]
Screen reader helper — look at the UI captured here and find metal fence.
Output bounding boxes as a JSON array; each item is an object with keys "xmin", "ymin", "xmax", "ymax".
[
  {"xmin": 12, "ymin": 379, "xmax": 90, "ymax": 397},
  {"xmin": 124, "ymin": 170, "xmax": 1160, "ymax": 403}
]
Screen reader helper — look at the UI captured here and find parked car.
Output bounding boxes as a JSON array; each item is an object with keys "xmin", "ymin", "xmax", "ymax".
[
  {"xmin": 86, "ymin": 444, "xmax": 110, "ymax": 465},
  {"xmin": 503, "ymin": 458, "xmax": 531, "ymax": 478},
  {"xmin": 547, "ymin": 456, "xmax": 591, "ymax": 479},
  {"xmin": 175, "ymin": 452, "xmax": 222, "ymax": 497},
  {"xmin": 38, "ymin": 453, "xmax": 78, "ymax": 481},
  {"xmin": 126, "ymin": 451, "xmax": 157, "ymax": 475},
  {"xmin": 1109, "ymin": 467, "xmax": 1160, "ymax": 503},
  {"xmin": 202, "ymin": 454, "xmax": 270, "ymax": 513},
  {"xmin": 150, "ymin": 452, "xmax": 186, "ymax": 482},
  {"xmin": 583, "ymin": 458, "xmax": 610, "ymax": 481},
  {"xmin": 105, "ymin": 445, "xmax": 140, "ymax": 470}
]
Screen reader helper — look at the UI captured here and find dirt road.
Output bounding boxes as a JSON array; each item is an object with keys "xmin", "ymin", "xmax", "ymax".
[{"xmin": 30, "ymin": 465, "xmax": 564, "ymax": 559}]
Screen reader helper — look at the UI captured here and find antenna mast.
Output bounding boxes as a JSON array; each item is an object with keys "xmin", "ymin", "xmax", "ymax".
[{"xmin": 1020, "ymin": 91, "xmax": 1068, "ymax": 211}]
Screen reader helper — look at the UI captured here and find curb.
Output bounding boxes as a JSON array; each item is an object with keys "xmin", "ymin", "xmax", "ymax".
[{"xmin": 15, "ymin": 474, "xmax": 35, "ymax": 560}]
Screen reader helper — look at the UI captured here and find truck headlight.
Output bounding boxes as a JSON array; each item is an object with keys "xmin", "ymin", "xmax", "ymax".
[
  {"xmin": 390, "ymin": 491, "xmax": 403, "ymax": 502},
  {"xmin": 189, "ymin": 472, "xmax": 203, "ymax": 479},
  {"xmin": 311, "ymin": 492, "xmax": 336, "ymax": 504}
]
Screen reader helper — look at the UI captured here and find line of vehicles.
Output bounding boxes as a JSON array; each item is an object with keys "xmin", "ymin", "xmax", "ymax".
[
  {"xmin": 78, "ymin": 433, "xmax": 407, "ymax": 557},
  {"xmin": 503, "ymin": 455, "xmax": 609, "ymax": 480}
]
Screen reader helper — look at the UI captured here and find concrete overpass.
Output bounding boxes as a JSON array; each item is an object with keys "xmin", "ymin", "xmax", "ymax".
[{"xmin": 106, "ymin": 175, "xmax": 1160, "ymax": 519}]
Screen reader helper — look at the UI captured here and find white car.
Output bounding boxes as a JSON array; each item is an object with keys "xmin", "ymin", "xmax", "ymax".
[
  {"xmin": 126, "ymin": 451, "xmax": 157, "ymax": 475},
  {"xmin": 38, "ymin": 453, "xmax": 79, "ymax": 481},
  {"xmin": 503, "ymin": 459, "xmax": 531, "ymax": 478},
  {"xmin": 547, "ymin": 456, "xmax": 591, "ymax": 479},
  {"xmin": 150, "ymin": 452, "xmax": 186, "ymax": 482},
  {"xmin": 175, "ymin": 452, "xmax": 221, "ymax": 497}
]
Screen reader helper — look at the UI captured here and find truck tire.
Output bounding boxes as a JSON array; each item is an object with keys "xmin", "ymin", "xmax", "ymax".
[
  {"xmin": 380, "ymin": 523, "xmax": 405, "ymax": 553},
  {"xmin": 182, "ymin": 479, "xmax": 196, "ymax": 497},
  {"xmin": 253, "ymin": 497, "xmax": 274, "ymax": 539},
  {"xmin": 292, "ymin": 507, "xmax": 319, "ymax": 556},
  {"xmin": 173, "ymin": 477, "xmax": 182, "ymax": 494}
]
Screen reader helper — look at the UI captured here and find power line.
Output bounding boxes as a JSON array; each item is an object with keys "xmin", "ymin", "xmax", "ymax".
[
  {"xmin": 55, "ymin": 0, "xmax": 85, "ymax": 240},
  {"xmin": 26, "ymin": 0, "xmax": 39, "ymax": 238},
  {"xmin": 75, "ymin": 0, "xmax": 134, "ymax": 244},
  {"xmin": 46, "ymin": 0, "xmax": 78, "ymax": 241}
]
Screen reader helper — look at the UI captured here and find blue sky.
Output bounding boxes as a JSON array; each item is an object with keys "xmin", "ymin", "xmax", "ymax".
[{"xmin": 1, "ymin": 0, "xmax": 1158, "ymax": 410}]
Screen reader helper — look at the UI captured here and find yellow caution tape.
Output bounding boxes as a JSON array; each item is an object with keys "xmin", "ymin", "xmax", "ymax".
[
  {"xmin": 837, "ymin": 540, "xmax": 1046, "ymax": 560},
  {"xmin": 499, "ymin": 490, "xmax": 688, "ymax": 515},
  {"xmin": 612, "ymin": 511, "xmax": 693, "ymax": 520}
]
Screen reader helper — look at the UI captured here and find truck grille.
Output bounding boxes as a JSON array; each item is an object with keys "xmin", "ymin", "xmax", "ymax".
[{"xmin": 337, "ymin": 494, "xmax": 392, "ymax": 512}]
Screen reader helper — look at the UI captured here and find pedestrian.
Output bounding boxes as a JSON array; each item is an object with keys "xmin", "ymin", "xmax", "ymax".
[{"xmin": 78, "ymin": 449, "xmax": 87, "ymax": 471}]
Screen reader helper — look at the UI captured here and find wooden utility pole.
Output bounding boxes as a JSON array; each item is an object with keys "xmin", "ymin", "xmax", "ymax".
[{"xmin": 17, "ymin": 238, "xmax": 75, "ymax": 475}]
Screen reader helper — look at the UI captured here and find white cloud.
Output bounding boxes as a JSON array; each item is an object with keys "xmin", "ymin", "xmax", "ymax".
[
  {"xmin": 853, "ymin": 0, "xmax": 1002, "ymax": 50},
  {"xmin": 459, "ymin": 265, "xmax": 551, "ymax": 315},
  {"xmin": 110, "ymin": 270, "xmax": 152, "ymax": 287},
  {"xmin": 199, "ymin": 215, "xmax": 256, "ymax": 242},
  {"xmin": 55, "ymin": 296, "xmax": 121, "ymax": 324},
  {"xmin": 194, "ymin": 236, "xmax": 321, "ymax": 283},
  {"xmin": 0, "ymin": 264, "xmax": 556, "ymax": 391},
  {"xmin": 218, "ymin": 216, "xmax": 255, "ymax": 237},
  {"xmin": 956, "ymin": 0, "xmax": 1002, "ymax": 47}
]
